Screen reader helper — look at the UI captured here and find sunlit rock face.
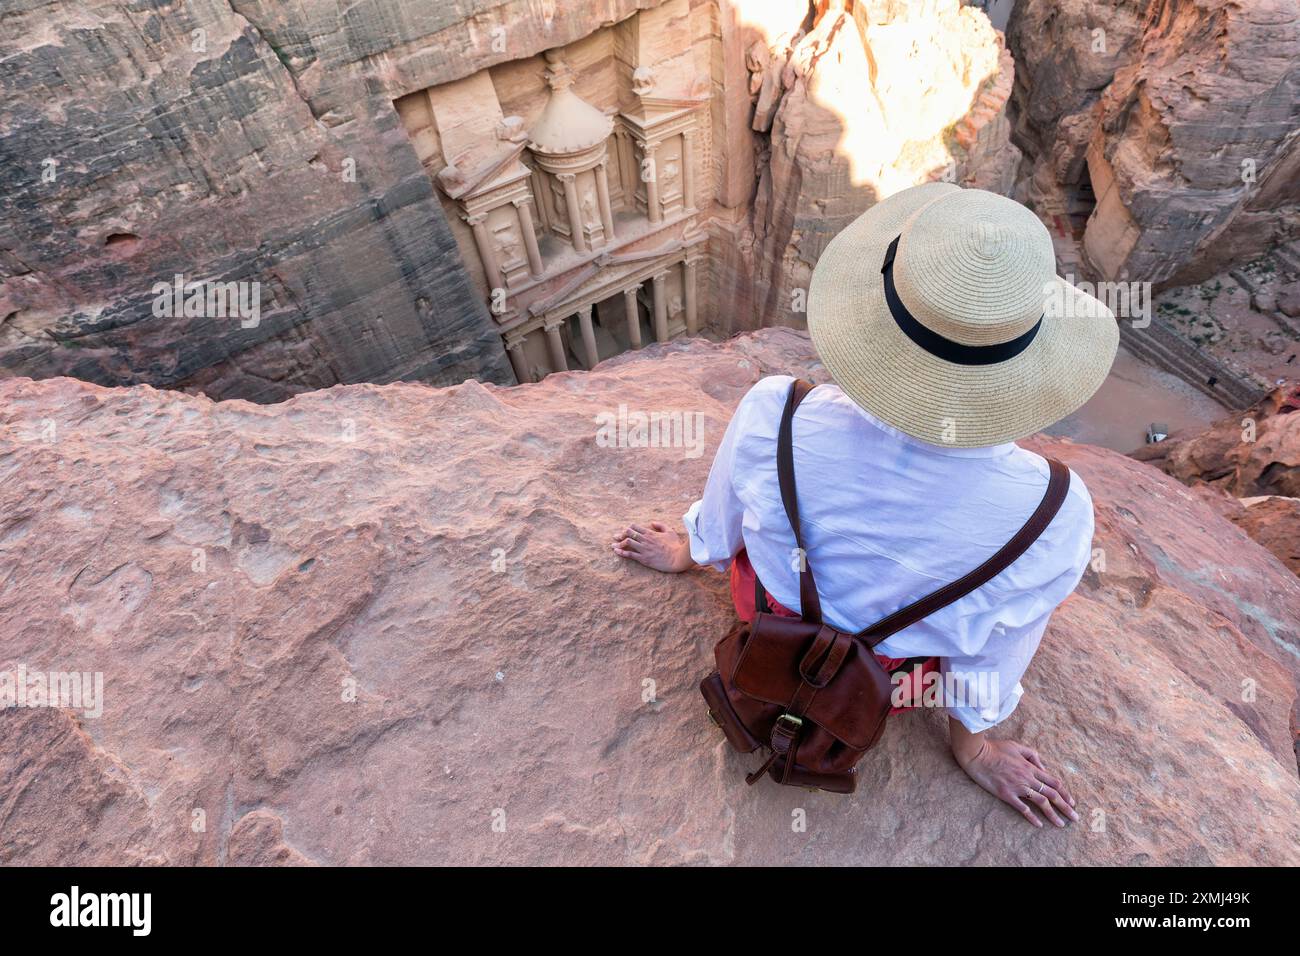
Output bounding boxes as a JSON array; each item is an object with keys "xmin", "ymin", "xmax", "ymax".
[
  {"xmin": 1009, "ymin": 0, "xmax": 1300, "ymax": 287},
  {"xmin": 718, "ymin": 0, "xmax": 1019, "ymax": 335},
  {"xmin": 2, "ymin": 331, "xmax": 1298, "ymax": 865}
]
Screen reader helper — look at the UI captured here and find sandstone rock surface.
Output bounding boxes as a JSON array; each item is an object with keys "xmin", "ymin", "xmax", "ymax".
[
  {"xmin": 1232, "ymin": 496, "xmax": 1300, "ymax": 578},
  {"xmin": 1132, "ymin": 385, "xmax": 1300, "ymax": 577},
  {"xmin": 2, "ymin": 330, "xmax": 1299, "ymax": 865},
  {"xmin": 1132, "ymin": 385, "xmax": 1300, "ymax": 498}
]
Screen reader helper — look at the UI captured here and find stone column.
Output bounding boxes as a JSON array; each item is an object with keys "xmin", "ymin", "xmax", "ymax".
[
  {"xmin": 543, "ymin": 320, "xmax": 567, "ymax": 373},
  {"xmin": 651, "ymin": 271, "xmax": 669, "ymax": 343},
  {"xmin": 505, "ymin": 336, "xmax": 530, "ymax": 383},
  {"xmin": 557, "ymin": 173, "xmax": 586, "ymax": 253},
  {"xmin": 623, "ymin": 285, "xmax": 643, "ymax": 349},
  {"xmin": 684, "ymin": 257, "xmax": 699, "ymax": 335},
  {"xmin": 465, "ymin": 213, "xmax": 502, "ymax": 289},
  {"xmin": 614, "ymin": 128, "xmax": 633, "ymax": 196},
  {"xmin": 577, "ymin": 305, "xmax": 599, "ymax": 369},
  {"xmin": 594, "ymin": 159, "xmax": 615, "ymax": 244},
  {"xmin": 643, "ymin": 143, "xmax": 662, "ymax": 224},
  {"xmin": 513, "ymin": 198, "xmax": 544, "ymax": 278},
  {"xmin": 527, "ymin": 166, "xmax": 550, "ymax": 231},
  {"xmin": 681, "ymin": 130, "xmax": 697, "ymax": 213}
]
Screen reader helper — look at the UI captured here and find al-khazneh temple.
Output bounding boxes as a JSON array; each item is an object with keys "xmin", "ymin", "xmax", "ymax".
[{"xmin": 397, "ymin": 4, "xmax": 709, "ymax": 381}]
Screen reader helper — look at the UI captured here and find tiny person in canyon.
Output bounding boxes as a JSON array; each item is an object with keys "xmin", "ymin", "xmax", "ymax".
[{"xmin": 614, "ymin": 183, "xmax": 1119, "ymax": 827}]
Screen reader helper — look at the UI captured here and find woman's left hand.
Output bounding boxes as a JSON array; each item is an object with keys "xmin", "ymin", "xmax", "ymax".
[
  {"xmin": 955, "ymin": 736, "xmax": 1079, "ymax": 828},
  {"xmin": 611, "ymin": 522, "xmax": 696, "ymax": 573}
]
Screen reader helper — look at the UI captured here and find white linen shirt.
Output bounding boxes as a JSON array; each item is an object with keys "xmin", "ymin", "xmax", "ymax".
[{"xmin": 682, "ymin": 375, "xmax": 1094, "ymax": 732}]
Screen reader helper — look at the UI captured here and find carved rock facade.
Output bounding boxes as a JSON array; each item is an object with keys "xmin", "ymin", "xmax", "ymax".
[{"xmin": 396, "ymin": 1, "xmax": 709, "ymax": 380}]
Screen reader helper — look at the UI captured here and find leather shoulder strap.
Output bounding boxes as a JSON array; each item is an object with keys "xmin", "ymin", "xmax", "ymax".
[
  {"xmin": 858, "ymin": 457, "xmax": 1072, "ymax": 646},
  {"xmin": 777, "ymin": 378, "xmax": 821, "ymax": 623},
  {"xmin": 774, "ymin": 378, "xmax": 1072, "ymax": 640}
]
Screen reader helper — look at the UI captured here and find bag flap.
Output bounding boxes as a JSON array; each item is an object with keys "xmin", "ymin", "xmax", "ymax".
[{"xmin": 730, "ymin": 614, "xmax": 893, "ymax": 751}]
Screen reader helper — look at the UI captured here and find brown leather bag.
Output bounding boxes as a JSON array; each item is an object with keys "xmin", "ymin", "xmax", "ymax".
[{"xmin": 700, "ymin": 378, "xmax": 1071, "ymax": 793}]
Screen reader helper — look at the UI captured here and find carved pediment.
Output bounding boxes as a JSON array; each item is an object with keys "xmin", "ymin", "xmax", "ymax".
[{"xmin": 437, "ymin": 145, "xmax": 530, "ymax": 201}]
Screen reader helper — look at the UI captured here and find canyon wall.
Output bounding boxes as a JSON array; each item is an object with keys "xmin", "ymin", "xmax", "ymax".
[
  {"xmin": 1009, "ymin": 0, "xmax": 1300, "ymax": 287},
  {"xmin": 15, "ymin": 0, "xmax": 1295, "ymax": 399},
  {"xmin": 2, "ymin": 0, "xmax": 589, "ymax": 400},
  {"xmin": 2, "ymin": 331, "xmax": 1299, "ymax": 864}
]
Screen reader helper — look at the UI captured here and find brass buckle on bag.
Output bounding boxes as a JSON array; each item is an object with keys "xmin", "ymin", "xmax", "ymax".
[{"xmin": 775, "ymin": 713, "xmax": 803, "ymax": 732}]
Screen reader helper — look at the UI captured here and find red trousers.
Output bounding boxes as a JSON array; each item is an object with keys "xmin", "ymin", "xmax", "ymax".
[{"xmin": 729, "ymin": 549, "xmax": 939, "ymax": 714}]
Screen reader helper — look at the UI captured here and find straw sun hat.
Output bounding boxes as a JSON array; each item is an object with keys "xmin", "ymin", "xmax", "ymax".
[{"xmin": 807, "ymin": 182, "xmax": 1119, "ymax": 448}]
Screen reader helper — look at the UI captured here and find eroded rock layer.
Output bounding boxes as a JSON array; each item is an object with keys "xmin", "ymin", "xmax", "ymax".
[
  {"xmin": 2, "ymin": 330, "xmax": 1298, "ymax": 865},
  {"xmin": 1132, "ymin": 385, "xmax": 1300, "ymax": 575},
  {"xmin": 1133, "ymin": 385, "xmax": 1300, "ymax": 498}
]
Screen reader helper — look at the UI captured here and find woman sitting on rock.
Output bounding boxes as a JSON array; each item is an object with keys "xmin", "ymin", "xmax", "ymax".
[{"xmin": 613, "ymin": 183, "xmax": 1117, "ymax": 827}]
